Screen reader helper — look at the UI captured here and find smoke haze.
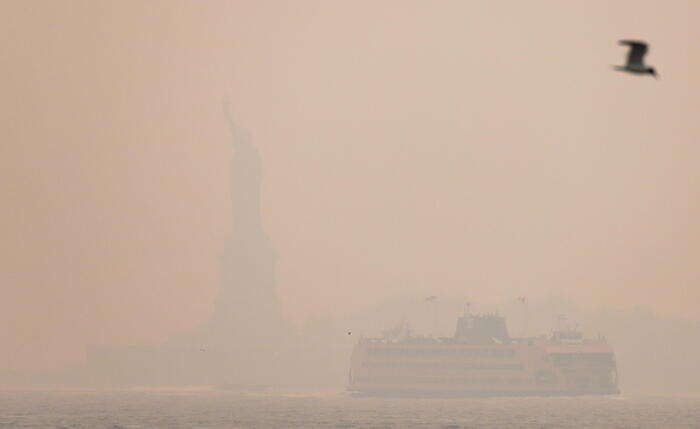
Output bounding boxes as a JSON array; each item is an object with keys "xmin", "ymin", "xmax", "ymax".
[{"xmin": 1, "ymin": 0, "xmax": 699, "ymax": 393}]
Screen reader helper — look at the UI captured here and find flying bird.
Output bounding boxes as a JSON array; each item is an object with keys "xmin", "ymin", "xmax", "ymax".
[
  {"xmin": 614, "ymin": 40, "xmax": 658, "ymax": 79},
  {"xmin": 425, "ymin": 296, "xmax": 437, "ymax": 303}
]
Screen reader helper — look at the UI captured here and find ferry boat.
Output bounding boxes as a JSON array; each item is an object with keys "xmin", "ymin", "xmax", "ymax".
[{"xmin": 348, "ymin": 306, "xmax": 619, "ymax": 397}]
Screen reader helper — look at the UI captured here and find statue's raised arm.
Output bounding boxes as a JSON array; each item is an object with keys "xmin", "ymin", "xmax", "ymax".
[
  {"xmin": 222, "ymin": 96, "xmax": 251, "ymax": 149},
  {"xmin": 223, "ymin": 96, "xmax": 235, "ymax": 135}
]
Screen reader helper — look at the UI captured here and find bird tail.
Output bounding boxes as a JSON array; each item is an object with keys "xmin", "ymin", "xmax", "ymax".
[{"xmin": 610, "ymin": 65, "xmax": 625, "ymax": 71}]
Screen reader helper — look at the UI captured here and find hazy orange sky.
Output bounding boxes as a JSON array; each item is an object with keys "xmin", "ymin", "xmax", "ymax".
[{"xmin": 1, "ymin": 1, "xmax": 698, "ymax": 370}]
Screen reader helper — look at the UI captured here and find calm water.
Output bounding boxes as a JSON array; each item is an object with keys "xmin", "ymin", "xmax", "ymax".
[{"xmin": 1, "ymin": 389, "xmax": 699, "ymax": 428}]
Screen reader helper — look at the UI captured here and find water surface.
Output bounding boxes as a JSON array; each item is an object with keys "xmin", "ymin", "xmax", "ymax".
[{"xmin": 1, "ymin": 389, "xmax": 698, "ymax": 428}]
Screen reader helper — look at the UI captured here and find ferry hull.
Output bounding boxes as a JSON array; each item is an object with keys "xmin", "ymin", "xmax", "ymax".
[{"xmin": 349, "ymin": 388, "xmax": 621, "ymax": 398}]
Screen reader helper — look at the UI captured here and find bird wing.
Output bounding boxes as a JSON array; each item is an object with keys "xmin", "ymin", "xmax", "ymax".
[{"xmin": 619, "ymin": 40, "xmax": 648, "ymax": 66}]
